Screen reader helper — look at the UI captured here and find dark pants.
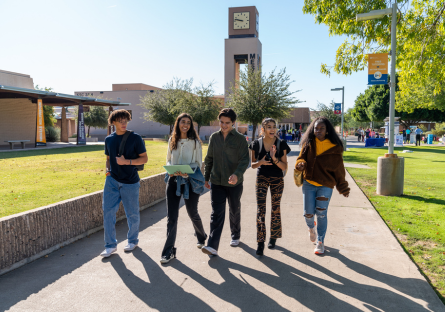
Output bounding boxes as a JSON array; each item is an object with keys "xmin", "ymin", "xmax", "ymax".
[
  {"xmin": 207, "ymin": 183, "xmax": 243, "ymax": 251},
  {"xmin": 162, "ymin": 177, "xmax": 207, "ymax": 257},
  {"xmin": 406, "ymin": 134, "xmax": 410, "ymax": 143},
  {"xmin": 416, "ymin": 134, "xmax": 421, "ymax": 146},
  {"xmin": 256, "ymin": 176, "xmax": 283, "ymax": 242},
  {"xmin": 357, "ymin": 134, "xmax": 361, "ymax": 142}
]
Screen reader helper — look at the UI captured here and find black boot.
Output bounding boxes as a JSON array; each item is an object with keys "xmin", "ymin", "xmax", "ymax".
[
  {"xmin": 256, "ymin": 242, "xmax": 264, "ymax": 256},
  {"xmin": 268, "ymin": 238, "xmax": 276, "ymax": 249}
]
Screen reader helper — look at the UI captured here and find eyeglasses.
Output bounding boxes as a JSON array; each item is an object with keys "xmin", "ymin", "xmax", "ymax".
[{"xmin": 117, "ymin": 120, "xmax": 129, "ymax": 124}]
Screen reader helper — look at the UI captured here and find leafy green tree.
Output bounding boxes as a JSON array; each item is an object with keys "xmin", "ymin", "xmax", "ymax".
[
  {"xmin": 185, "ymin": 82, "xmax": 222, "ymax": 134},
  {"xmin": 35, "ymin": 85, "xmax": 56, "ymax": 128},
  {"xmin": 139, "ymin": 78, "xmax": 193, "ymax": 134},
  {"xmin": 84, "ymin": 106, "xmax": 108, "ymax": 137},
  {"xmin": 344, "ymin": 108, "xmax": 370, "ymax": 130},
  {"xmin": 303, "ymin": 0, "xmax": 445, "ymax": 110},
  {"xmin": 312, "ymin": 101, "xmax": 342, "ymax": 127},
  {"xmin": 228, "ymin": 67, "xmax": 300, "ymax": 139}
]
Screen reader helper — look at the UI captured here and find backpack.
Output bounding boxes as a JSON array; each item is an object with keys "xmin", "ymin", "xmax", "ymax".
[
  {"xmin": 119, "ymin": 130, "xmax": 144, "ymax": 171},
  {"xmin": 257, "ymin": 137, "xmax": 287, "ymax": 177}
]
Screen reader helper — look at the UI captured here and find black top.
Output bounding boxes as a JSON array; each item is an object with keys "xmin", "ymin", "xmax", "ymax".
[
  {"xmin": 249, "ymin": 138, "xmax": 291, "ymax": 177},
  {"xmin": 105, "ymin": 131, "xmax": 146, "ymax": 184}
]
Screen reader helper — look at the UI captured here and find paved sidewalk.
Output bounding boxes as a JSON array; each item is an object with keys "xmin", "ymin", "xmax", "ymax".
[{"xmin": 0, "ymin": 145, "xmax": 443, "ymax": 311}]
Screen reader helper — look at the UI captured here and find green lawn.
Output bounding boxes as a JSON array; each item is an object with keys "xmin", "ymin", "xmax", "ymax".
[
  {"xmin": 344, "ymin": 146, "xmax": 445, "ymax": 303},
  {"xmin": 0, "ymin": 141, "xmax": 208, "ymax": 218}
]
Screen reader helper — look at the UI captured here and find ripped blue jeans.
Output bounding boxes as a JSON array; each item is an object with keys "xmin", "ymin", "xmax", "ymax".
[{"xmin": 302, "ymin": 180, "xmax": 333, "ymax": 243}]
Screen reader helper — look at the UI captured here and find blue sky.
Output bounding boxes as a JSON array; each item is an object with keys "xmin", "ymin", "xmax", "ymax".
[{"xmin": 0, "ymin": 0, "xmax": 371, "ymax": 111}]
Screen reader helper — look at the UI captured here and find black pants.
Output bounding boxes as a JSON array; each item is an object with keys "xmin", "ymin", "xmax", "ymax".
[
  {"xmin": 416, "ymin": 134, "xmax": 421, "ymax": 146},
  {"xmin": 207, "ymin": 183, "xmax": 243, "ymax": 251},
  {"xmin": 357, "ymin": 134, "xmax": 361, "ymax": 141},
  {"xmin": 162, "ymin": 177, "xmax": 207, "ymax": 257},
  {"xmin": 406, "ymin": 134, "xmax": 410, "ymax": 143}
]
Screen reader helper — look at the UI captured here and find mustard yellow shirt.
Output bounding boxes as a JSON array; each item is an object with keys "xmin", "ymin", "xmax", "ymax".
[{"xmin": 306, "ymin": 138, "xmax": 337, "ymax": 186}]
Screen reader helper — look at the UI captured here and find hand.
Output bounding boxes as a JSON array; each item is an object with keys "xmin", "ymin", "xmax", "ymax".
[
  {"xmin": 259, "ymin": 155, "xmax": 272, "ymax": 166},
  {"xmin": 270, "ymin": 145, "xmax": 277, "ymax": 159},
  {"xmin": 228, "ymin": 174, "xmax": 238, "ymax": 185},
  {"xmin": 296, "ymin": 162, "xmax": 305, "ymax": 171},
  {"xmin": 116, "ymin": 155, "xmax": 127, "ymax": 165},
  {"xmin": 205, "ymin": 181, "xmax": 211, "ymax": 189}
]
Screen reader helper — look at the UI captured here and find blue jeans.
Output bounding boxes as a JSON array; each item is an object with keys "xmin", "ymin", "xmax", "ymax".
[
  {"xmin": 302, "ymin": 180, "xmax": 333, "ymax": 243},
  {"xmin": 102, "ymin": 176, "xmax": 140, "ymax": 248}
]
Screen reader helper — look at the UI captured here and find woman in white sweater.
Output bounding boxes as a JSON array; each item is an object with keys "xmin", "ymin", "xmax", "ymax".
[{"xmin": 161, "ymin": 113, "xmax": 207, "ymax": 264}]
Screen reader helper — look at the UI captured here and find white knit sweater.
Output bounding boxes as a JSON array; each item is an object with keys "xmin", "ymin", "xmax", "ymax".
[{"xmin": 166, "ymin": 138, "xmax": 202, "ymax": 169}]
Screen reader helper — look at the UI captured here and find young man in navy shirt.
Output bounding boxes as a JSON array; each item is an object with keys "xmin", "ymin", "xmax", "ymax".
[{"xmin": 100, "ymin": 109, "xmax": 148, "ymax": 257}]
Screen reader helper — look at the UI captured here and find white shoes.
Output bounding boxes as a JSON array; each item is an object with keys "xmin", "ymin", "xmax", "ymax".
[
  {"xmin": 201, "ymin": 246, "xmax": 218, "ymax": 256},
  {"xmin": 124, "ymin": 243, "xmax": 138, "ymax": 252},
  {"xmin": 308, "ymin": 227, "xmax": 316, "ymax": 243},
  {"xmin": 230, "ymin": 239, "xmax": 240, "ymax": 247},
  {"xmin": 197, "ymin": 242, "xmax": 205, "ymax": 249},
  {"xmin": 100, "ymin": 247, "xmax": 117, "ymax": 258},
  {"xmin": 314, "ymin": 242, "xmax": 324, "ymax": 255}
]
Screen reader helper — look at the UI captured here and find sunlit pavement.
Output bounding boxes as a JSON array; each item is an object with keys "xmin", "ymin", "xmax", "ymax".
[{"xmin": 0, "ymin": 145, "xmax": 443, "ymax": 311}]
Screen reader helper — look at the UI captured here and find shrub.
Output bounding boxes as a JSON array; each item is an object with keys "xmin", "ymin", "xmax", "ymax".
[
  {"xmin": 432, "ymin": 122, "xmax": 445, "ymax": 137},
  {"xmin": 46, "ymin": 126, "xmax": 61, "ymax": 142}
]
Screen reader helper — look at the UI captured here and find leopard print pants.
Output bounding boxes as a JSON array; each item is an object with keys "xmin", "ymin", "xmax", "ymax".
[{"xmin": 256, "ymin": 175, "xmax": 284, "ymax": 242}]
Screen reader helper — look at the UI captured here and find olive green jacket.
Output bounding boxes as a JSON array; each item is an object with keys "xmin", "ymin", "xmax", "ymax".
[{"xmin": 204, "ymin": 128, "xmax": 249, "ymax": 187}]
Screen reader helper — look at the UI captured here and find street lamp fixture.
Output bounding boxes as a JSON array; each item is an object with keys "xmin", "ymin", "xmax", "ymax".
[
  {"xmin": 331, "ymin": 87, "xmax": 345, "ymax": 142},
  {"xmin": 356, "ymin": 3, "xmax": 404, "ymax": 196}
]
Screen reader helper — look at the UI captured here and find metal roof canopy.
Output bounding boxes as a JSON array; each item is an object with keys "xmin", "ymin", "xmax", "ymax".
[{"xmin": 0, "ymin": 85, "xmax": 131, "ymax": 107}]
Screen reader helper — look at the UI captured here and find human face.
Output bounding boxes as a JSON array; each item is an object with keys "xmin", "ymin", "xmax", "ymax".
[
  {"xmin": 178, "ymin": 117, "xmax": 191, "ymax": 136},
  {"xmin": 262, "ymin": 121, "xmax": 276, "ymax": 139},
  {"xmin": 314, "ymin": 121, "xmax": 327, "ymax": 141},
  {"xmin": 219, "ymin": 116, "xmax": 234, "ymax": 134},
  {"xmin": 113, "ymin": 118, "xmax": 129, "ymax": 133}
]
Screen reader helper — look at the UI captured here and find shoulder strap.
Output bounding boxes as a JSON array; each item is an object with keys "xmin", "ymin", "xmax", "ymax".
[
  {"xmin": 118, "ymin": 130, "xmax": 133, "ymax": 156},
  {"xmin": 258, "ymin": 137, "xmax": 263, "ymax": 153},
  {"xmin": 276, "ymin": 138, "xmax": 281, "ymax": 155}
]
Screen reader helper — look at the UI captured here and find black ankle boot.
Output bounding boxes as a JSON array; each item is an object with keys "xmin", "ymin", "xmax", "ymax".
[
  {"xmin": 256, "ymin": 242, "xmax": 264, "ymax": 256},
  {"xmin": 268, "ymin": 238, "xmax": 276, "ymax": 249}
]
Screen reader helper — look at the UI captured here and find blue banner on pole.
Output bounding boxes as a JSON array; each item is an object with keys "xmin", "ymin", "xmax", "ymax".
[
  {"xmin": 77, "ymin": 104, "xmax": 87, "ymax": 145},
  {"xmin": 334, "ymin": 103, "xmax": 341, "ymax": 115},
  {"xmin": 368, "ymin": 73, "xmax": 388, "ymax": 85}
]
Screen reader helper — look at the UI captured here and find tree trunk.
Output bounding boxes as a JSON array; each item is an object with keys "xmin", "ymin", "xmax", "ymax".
[
  {"xmin": 87, "ymin": 126, "xmax": 90, "ymax": 138},
  {"xmin": 169, "ymin": 124, "xmax": 173, "ymax": 135},
  {"xmin": 252, "ymin": 125, "xmax": 257, "ymax": 140},
  {"xmin": 197, "ymin": 124, "xmax": 201, "ymax": 135}
]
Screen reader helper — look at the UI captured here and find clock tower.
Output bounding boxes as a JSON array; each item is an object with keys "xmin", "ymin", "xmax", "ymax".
[{"xmin": 225, "ymin": 6, "xmax": 262, "ymax": 104}]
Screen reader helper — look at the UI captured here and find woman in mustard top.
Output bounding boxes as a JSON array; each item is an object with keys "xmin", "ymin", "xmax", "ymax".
[{"xmin": 295, "ymin": 117, "xmax": 350, "ymax": 255}]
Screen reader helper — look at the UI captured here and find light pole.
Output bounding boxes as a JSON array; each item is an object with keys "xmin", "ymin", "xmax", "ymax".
[
  {"xmin": 356, "ymin": 3, "xmax": 404, "ymax": 196},
  {"xmin": 357, "ymin": 3, "xmax": 397, "ymax": 155},
  {"xmin": 331, "ymin": 87, "xmax": 344, "ymax": 140}
]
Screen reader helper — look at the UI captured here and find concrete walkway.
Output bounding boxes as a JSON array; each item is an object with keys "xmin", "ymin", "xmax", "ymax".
[{"xmin": 0, "ymin": 144, "xmax": 443, "ymax": 311}]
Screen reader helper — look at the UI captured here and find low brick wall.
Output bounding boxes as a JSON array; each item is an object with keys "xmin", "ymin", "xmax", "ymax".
[{"xmin": 0, "ymin": 172, "xmax": 166, "ymax": 275}]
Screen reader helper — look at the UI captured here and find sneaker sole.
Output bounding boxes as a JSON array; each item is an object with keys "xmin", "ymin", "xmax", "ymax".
[
  {"xmin": 160, "ymin": 258, "xmax": 174, "ymax": 264},
  {"xmin": 197, "ymin": 245, "xmax": 205, "ymax": 249},
  {"xmin": 124, "ymin": 245, "xmax": 138, "ymax": 252},
  {"xmin": 201, "ymin": 248, "xmax": 217, "ymax": 256},
  {"xmin": 100, "ymin": 250, "xmax": 117, "ymax": 258},
  {"xmin": 314, "ymin": 251, "xmax": 324, "ymax": 255}
]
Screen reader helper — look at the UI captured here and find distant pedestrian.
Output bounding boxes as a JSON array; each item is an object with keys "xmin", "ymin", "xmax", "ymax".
[
  {"xmin": 201, "ymin": 108, "xmax": 250, "ymax": 257},
  {"xmin": 160, "ymin": 113, "xmax": 207, "ymax": 264},
  {"xmin": 402, "ymin": 129, "xmax": 406, "ymax": 143},
  {"xmin": 365, "ymin": 128, "xmax": 370, "ymax": 140},
  {"xmin": 361, "ymin": 128, "xmax": 365, "ymax": 142},
  {"xmin": 406, "ymin": 128, "xmax": 411, "ymax": 143},
  {"xmin": 295, "ymin": 117, "xmax": 350, "ymax": 255},
  {"xmin": 100, "ymin": 109, "xmax": 148, "ymax": 258},
  {"xmin": 357, "ymin": 128, "xmax": 361, "ymax": 142},
  {"xmin": 415, "ymin": 126, "xmax": 423, "ymax": 146},
  {"xmin": 249, "ymin": 117, "xmax": 290, "ymax": 256}
]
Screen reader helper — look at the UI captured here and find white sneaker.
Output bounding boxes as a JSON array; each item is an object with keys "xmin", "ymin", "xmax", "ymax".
[
  {"xmin": 124, "ymin": 243, "xmax": 138, "ymax": 252},
  {"xmin": 314, "ymin": 242, "xmax": 324, "ymax": 255},
  {"xmin": 197, "ymin": 242, "xmax": 205, "ymax": 249},
  {"xmin": 230, "ymin": 239, "xmax": 240, "ymax": 247},
  {"xmin": 201, "ymin": 246, "xmax": 218, "ymax": 256},
  {"xmin": 308, "ymin": 227, "xmax": 316, "ymax": 243},
  {"xmin": 100, "ymin": 247, "xmax": 117, "ymax": 258}
]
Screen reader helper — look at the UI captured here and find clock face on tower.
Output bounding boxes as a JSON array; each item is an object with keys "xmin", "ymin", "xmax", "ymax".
[{"xmin": 233, "ymin": 12, "xmax": 250, "ymax": 29}]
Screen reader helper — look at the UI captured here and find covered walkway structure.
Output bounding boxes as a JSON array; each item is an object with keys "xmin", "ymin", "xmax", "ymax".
[{"xmin": 0, "ymin": 85, "xmax": 130, "ymax": 147}]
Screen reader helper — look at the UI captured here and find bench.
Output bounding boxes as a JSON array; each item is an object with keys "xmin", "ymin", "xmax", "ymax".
[{"xmin": 4, "ymin": 140, "xmax": 30, "ymax": 149}]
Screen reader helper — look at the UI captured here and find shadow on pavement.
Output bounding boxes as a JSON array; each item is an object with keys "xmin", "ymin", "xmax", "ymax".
[{"xmin": 0, "ymin": 199, "xmax": 169, "ymax": 311}]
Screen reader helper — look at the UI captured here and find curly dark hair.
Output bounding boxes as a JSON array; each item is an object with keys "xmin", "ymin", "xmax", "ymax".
[
  {"xmin": 170, "ymin": 113, "xmax": 201, "ymax": 150},
  {"xmin": 259, "ymin": 117, "xmax": 276, "ymax": 137},
  {"xmin": 108, "ymin": 109, "xmax": 132, "ymax": 125},
  {"xmin": 300, "ymin": 117, "xmax": 343, "ymax": 148}
]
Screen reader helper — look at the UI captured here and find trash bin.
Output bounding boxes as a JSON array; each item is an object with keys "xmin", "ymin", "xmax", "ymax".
[{"xmin": 428, "ymin": 134, "xmax": 433, "ymax": 144}]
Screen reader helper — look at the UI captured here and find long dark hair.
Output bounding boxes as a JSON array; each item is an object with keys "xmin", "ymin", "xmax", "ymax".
[
  {"xmin": 170, "ymin": 113, "xmax": 201, "ymax": 150},
  {"xmin": 300, "ymin": 117, "xmax": 343, "ymax": 148}
]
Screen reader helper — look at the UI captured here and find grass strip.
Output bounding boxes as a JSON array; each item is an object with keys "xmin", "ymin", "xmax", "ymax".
[
  {"xmin": 0, "ymin": 141, "xmax": 207, "ymax": 218},
  {"xmin": 344, "ymin": 146, "xmax": 445, "ymax": 304}
]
